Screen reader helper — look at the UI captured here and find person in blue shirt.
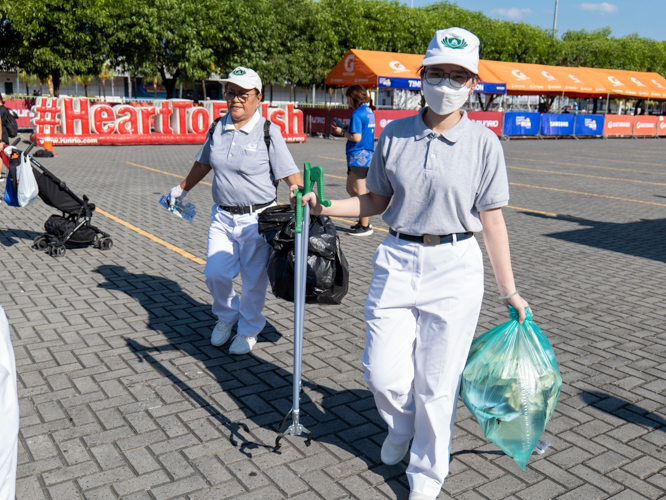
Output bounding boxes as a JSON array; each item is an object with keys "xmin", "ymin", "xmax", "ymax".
[{"xmin": 331, "ymin": 85, "xmax": 375, "ymax": 236}]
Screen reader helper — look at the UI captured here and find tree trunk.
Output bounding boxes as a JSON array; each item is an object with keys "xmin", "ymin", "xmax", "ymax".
[
  {"xmin": 202, "ymin": 79, "xmax": 207, "ymax": 100},
  {"xmin": 47, "ymin": 74, "xmax": 55, "ymax": 97},
  {"xmin": 102, "ymin": 80, "xmax": 107, "ymax": 99},
  {"xmin": 84, "ymin": 83, "xmax": 88, "ymax": 97},
  {"xmin": 52, "ymin": 71, "xmax": 61, "ymax": 97},
  {"xmin": 290, "ymin": 84, "xmax": 294, "ymax": 102},
  {"xmin": 270, "ymin": 84, "xmax": 273, "ymax": 106}
]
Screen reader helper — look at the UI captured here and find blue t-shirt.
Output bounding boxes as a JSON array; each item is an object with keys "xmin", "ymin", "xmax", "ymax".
[{"xmin": 346, "ymin": 104, "xmax": 375, "ymax": 166}]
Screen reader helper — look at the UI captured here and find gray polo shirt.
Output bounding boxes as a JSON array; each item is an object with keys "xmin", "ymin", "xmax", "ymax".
[
  {"xmin": 366, "ymin": 108, "xmax": 509, "ymax": 235},
  {"xmin": 195, "ymin": 111, "xmax": 299, "ymax": 206}
]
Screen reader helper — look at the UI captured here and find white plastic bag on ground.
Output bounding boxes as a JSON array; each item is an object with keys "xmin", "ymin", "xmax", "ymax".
[
  {"xmin": 17, "ymin": 153, "xmax": 38, "ymax": 207},
  {"xmin": 0, "ymin": 305, "xmax": 18, "ymax": 500}
]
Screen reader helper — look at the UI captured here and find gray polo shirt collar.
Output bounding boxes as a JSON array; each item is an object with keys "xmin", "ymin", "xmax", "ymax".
[
  {"xmin": 222, "ymin": 110, "xmax": 261, "ymax": 134},
  {"xmin": 414, "ymin": 107, "xmax": 470, "ymax": 143}
]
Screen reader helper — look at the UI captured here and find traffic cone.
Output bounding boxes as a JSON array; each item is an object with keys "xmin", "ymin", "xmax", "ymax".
[{"xmin": 43, "ymin": 135, "xmax": 56, "ymax": 156}]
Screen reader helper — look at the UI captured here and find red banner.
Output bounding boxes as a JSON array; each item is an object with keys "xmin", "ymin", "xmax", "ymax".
[
  {"xmin": 5, "ymin": 98, "xmax": 36, "ymax": 128},
  {"xmin": 603, "ymin": 115, "xmax": 634, "ymax": 136},
  {"xmin": 300, "ymin": 107, "xmax": 330, "ymax": 135},
  {"xmin": 468, "ymin": 111, "xmax": 504, "ymax": 136},
  {"xmin": 374, "ymin": 110, "xmax": 418, "ymax": 137},
  {"xmin": 633, "ymin": 116, "xmax": 657, "ymax": 137},
  {"xmin": 28, "ymin": 97, "xmax": 306, "ymax": 146}
]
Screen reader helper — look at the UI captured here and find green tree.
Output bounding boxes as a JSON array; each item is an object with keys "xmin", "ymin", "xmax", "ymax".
[
  {"xmin": 0, "ymin": 0, "xmax": 111, "ymax": 97},
  {"xmin": 109, "ymin": 0, "xmax": 227, "ymax": 99}
]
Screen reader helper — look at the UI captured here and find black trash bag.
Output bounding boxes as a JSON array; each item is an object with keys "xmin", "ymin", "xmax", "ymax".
[{"xmin": 258, "ymin": 205, "xmax": 349, "ymax": 304}]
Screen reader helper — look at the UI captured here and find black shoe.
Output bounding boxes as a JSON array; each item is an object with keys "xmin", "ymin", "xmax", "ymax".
[
  {"xmin": 350, "ymin": 221, "xmax": 361, "ymax": 230},
  {"xmin": 348, "ymin": 224, "xmax": 373, "ymax": 236}
]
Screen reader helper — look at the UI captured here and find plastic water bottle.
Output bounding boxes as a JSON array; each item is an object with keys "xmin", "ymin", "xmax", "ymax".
[{"xmin": 159, "ymin": 196, "xmax": 196, "ymax": 222}]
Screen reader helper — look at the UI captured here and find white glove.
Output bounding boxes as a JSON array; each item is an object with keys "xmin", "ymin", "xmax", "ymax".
[
  {"xmin": 168, "ymin": 185, "xmax": 188, "ymax": 208},
  {"xmin": 3, "ymin": 145, "xmax": 16, "ymax": 156}
]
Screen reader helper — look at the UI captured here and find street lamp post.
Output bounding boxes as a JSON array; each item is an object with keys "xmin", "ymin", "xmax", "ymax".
[{"xmin": 552, "ymin": 0, "xmax": 559, "ymax": 38}]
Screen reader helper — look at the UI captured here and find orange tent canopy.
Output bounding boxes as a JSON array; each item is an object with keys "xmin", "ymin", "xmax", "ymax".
[
  {"xmin": 583, "ymin": 68, "xmax": 666, "ymax": 99},
  {"xmin": 325, "ymin": 49, "xmax": 423, "ymax": 89},
  {"xmin": 326, "ymin": 49, "xmax": 666, "ymax": 99},
  {"xmin": 478, "ymin": 60, "xmax": 610, "ymax": 97}
]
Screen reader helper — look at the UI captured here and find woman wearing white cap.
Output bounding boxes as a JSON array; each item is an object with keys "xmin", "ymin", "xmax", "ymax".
[
  {"xmin": 297, "ymin": 28, "xmax": 529, "ymax": 499},
  {"xmin": 169, "ymin": 67, "xmax": 303, "ymax": 355}
]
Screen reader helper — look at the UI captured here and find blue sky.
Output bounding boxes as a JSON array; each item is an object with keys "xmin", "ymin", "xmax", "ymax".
[{"xmin": 403, "ymin": 1, "xmax": 665, "ymax": 41}]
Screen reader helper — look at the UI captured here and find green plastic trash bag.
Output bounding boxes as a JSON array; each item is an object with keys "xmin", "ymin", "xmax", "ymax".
[{"xmin": 460, "ymin": 306, "xmax": 562, "ymax": 470}]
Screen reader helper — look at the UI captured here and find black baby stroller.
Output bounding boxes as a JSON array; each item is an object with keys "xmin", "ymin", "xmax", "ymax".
[{"xmin": 15, "ymin": 142, "xmax": 113, "ymax": 257}]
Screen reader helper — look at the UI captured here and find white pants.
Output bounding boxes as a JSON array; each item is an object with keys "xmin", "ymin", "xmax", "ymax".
[
  {"xmin": 205, "ymin": 205, "xmax": 272, "ymax": 338},
  {"xmin": 363, "ymin": 234, "xmax": 484, "ymax": 497},
  {"xmin": 0, "ymin": 306, "xmax": 18, "ymax": 500}
]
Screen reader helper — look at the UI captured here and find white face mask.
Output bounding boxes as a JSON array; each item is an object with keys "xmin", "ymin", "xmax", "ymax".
[{"xmin": 422, "ymin": 79, "xmax": 471, "ymax": 115}]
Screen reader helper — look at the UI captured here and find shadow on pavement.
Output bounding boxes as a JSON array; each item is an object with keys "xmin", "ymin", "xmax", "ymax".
[
  {"xmin": 523, "ymin": 213, "xmax": 666, "ymax": 263},
  {"xmin": 0, "ymin": 228, "xmax": 42, "ymax": 247},
  {"xmin": 581, "ymin": 391, "xmax": 666, "ymax": 431},
  {"xmin": 93, "ymin": 265, "xmax": 409, "ymax": 498}
]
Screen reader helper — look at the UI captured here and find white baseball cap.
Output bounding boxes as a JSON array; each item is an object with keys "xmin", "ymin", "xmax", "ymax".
[
  {"xmin": 422, "ymin": 28, "xmax": 480, "ymax": 75},
  {"xmin": 220, "ymin": 66, "xmax": 262, "ymax": 93}
]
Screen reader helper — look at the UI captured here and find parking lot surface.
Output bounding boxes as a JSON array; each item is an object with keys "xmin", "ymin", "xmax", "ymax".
[{"xmin": 2, "ymin": 133, "xmax": 666, "ymax": 500}]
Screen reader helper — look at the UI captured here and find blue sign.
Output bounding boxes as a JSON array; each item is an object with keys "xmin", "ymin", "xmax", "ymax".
[
  {"xmin": 540, "ymin": 113, "xmax": 575, "ymax": 136},
  {"xmin": 474, "ymin": 82, "xmax": 507, "ymax": 94},
  {"xmin": 574, "ymin": 114, "xmax": 604, "ymax": 136},
  {"xmin": 377, "ymin": 77, "xmax": 422, "ymax": 90},
  {"xmin": 503, "ymin": 112, "xmax": 541, "ymax": 136}
]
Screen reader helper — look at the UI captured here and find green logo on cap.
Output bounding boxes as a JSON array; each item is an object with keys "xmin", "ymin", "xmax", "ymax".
[
  {"xmin": 232, "ymin": 68, "xmax": 246, "ymax": 76},
  {"xmin": 441, "ymin": 37, "xmax": 468, "ymax": 50}
]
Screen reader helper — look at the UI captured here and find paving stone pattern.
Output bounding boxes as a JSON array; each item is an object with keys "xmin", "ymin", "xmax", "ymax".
[{"xmin": 1, "ymin": 134, "xmax": 666, "ymax": 500}]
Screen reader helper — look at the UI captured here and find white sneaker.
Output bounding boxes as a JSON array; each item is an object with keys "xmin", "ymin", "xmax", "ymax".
[
  {"xmin": 211, "ymin": 321, "xmax": 235, "ymax": 346},
  {"xmin": 381, "ymin": 435, "xmax": 410, "ymax": 465},
  {"xmin": 229, "ymin": 335, "xmax": 257, "ymax": 355},
  {"xmin": 409, "ymin": 492, "xmax": 436, "ymax": 500}
]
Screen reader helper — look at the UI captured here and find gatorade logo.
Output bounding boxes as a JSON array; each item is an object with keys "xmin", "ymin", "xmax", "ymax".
[
  {"xmin": 512, "ymin": 69, "xmax": 530, "ymax": 81},
  {"xmin": 344, "ymin": 54, "xmax": 355, "ymax": 73},
  {"xmin": 568, "ymin": 74, "xmax": 583, "ymax": 84},
  {"xmin": 608, "ymin": 121, "xmax": 631, "ymax": 129},
  {"xmin": 631, "ymin": 77, "xmax": 646, "ymax": 87},
  {"xmin": 542, "ymin": 71, "xmax": 558, "ymax": 81},
  {"xmin": 389, "ymin": 61, "xmax": 409, "ymax": 73},
  {"xmin": 608, "ymin": 76, "xmax": 624, "ymax": 86},
  {"xmin": 636, "ymin": 121, "xmax": 655, "ymax": 129},
  {"xmin": 441, "ymin": 37, "xmax": 468, "ymax": 49},
  {"xmin": 652, "ymin": 79, "xmax": 666, "ymax": 89},
  {"xmin": 232, "ymin": 68, "xmax": 246, "ymax": 76}
]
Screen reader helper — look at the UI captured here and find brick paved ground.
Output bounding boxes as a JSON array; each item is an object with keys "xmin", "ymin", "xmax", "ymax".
[{"xmin": 1, "ymin": 133, "xmax": 666, "ymax": 500}]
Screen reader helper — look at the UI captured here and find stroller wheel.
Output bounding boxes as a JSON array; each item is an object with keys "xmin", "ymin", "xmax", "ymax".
[
  {"xmin": 52, "ymin": 245, "xmax": 66, "ymax": 257},
  {"xmin": 99, "ymin": 237, "xmax": 113, "ymax": 251},
  {"xmin": 34, "ymin": 235, "xmax": 48, "ymax": 250},
  {"xmin": 93, "ymin": 233, "xmax": 102, "ymax": 247}
]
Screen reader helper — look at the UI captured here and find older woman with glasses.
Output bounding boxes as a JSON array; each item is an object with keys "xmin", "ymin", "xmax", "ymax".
[
  {"xmin": 169, "ymin": 67, "xmax": 303, "ymax": 354},
  {"xmin": 297, "ymin": 28, "xmax": 530, "ymax": 499}
]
